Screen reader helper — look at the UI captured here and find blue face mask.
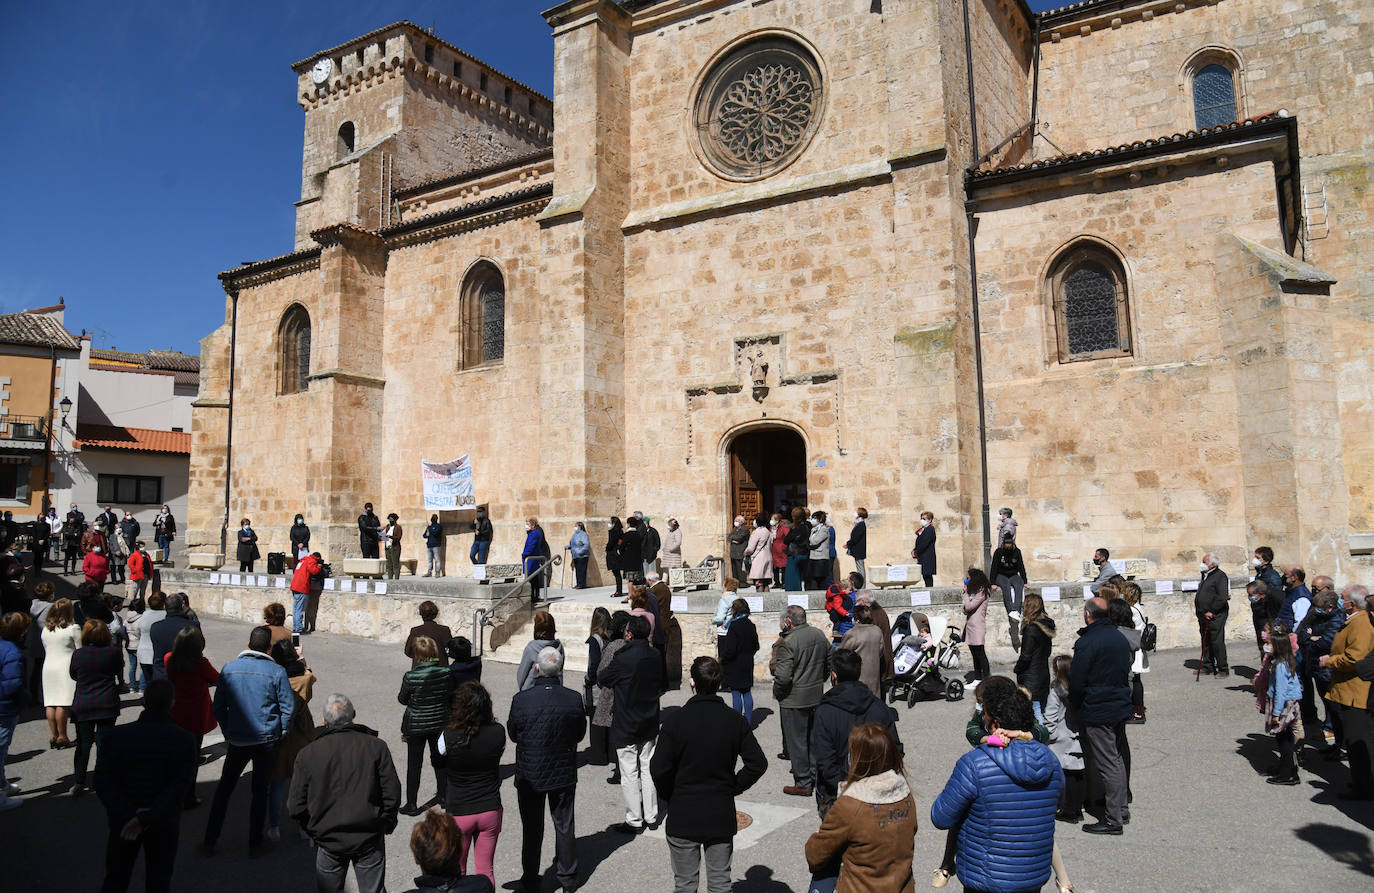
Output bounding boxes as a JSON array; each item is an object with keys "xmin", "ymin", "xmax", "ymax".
[{"xmin": 963, "ymin": 577, "xmax": 970, "ymax": 587}]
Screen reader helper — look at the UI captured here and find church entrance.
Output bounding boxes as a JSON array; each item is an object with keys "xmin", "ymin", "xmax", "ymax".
[{"xmin": 728, "ymin": 427, "xmax": 807, "ymax": 522}]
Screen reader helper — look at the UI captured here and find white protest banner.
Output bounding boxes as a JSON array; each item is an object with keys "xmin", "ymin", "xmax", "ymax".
[
  {"xmin": 421, "ymin": 455, "xmax": 476, "ymax": 510},
  {"xmin": 670, "ymin": 596, "xmax": 688, "ymax": 613},
  {"xmin": 209, "ymin": 573, "xmax": 220, "ymax": 584},
  {"xmin": 340, "ymin": 579, "xmax": 353, "ymax": 593},
  {"xmin": 375, "ymin": 582, "xmax": 388, "ymax": 595},
  {"xmin": 274, "ymin": 578, "xmax": 287, "ymax": 589}
]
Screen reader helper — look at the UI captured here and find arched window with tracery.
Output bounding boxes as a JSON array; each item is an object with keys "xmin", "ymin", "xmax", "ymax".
[
  {"xmin": 1047, "ymin": 244, "xmax": 1132, "ymax": 363},
  {"xmin": 278, "ymin": 305, "xmax": 311, "ymax": 394},
  {"xmin": 461, "ymin": 262, "xmax": 505, "ymax": 368},
  {"xmin": 1192, "ymin": 62, "xmax": 1237, "ymax": 130}
]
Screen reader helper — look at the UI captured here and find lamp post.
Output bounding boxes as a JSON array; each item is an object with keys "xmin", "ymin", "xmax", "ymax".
[{"xmin": 59, "ymin": 396, "xmax": 72, "ymax": 429}]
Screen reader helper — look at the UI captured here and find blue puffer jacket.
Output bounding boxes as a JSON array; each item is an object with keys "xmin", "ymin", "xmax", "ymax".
[
  {"xmin": 0, "ymin": 639, "xmax": 24, "ymax": 721},
  {"xmin": 212, "ymin": 650, "xmax": 295, "ymax": 746},
  {"xmin": 507, "ymin": 678, "xmax": 586, "ymax": 792},
  {"xmin": 931, "ymin": 739, "xmax": 1064, "ymax": 893}
]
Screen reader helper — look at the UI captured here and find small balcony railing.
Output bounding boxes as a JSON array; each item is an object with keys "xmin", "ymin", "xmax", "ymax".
[{"xmin": 0, "ymin": 415, "xmax": 48, "ymax": 442}]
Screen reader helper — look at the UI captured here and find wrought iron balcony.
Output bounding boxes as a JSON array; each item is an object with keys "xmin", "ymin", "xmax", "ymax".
[{"xmin": 0, "ymin": 415, "xmax": 48, "ymax": 442}]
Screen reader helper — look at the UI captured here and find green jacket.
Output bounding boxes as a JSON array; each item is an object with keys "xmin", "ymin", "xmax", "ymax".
[
  {"xmin": 398, "ymin": 660, "xmax": 453, "ymax": 738},
  {"xmin": 771, "ymin": 623, "xmax": 831, "ymax": 709},
  {"xmin": 964, "ymin": 711, "xmax": 1049, "ymax": 748}
]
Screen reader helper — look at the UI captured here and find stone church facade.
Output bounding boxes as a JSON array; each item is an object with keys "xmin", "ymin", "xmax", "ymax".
[{"xmin": 188, "ymin": 0, "xmax": 1373, "ymax": 583}]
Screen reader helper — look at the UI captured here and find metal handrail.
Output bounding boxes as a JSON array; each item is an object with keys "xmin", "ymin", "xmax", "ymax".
[
  {"xmin": 0, "ymin": 415, "xmax": 47, "ymax": 441},
  {"xmin": 471, "ymin": 553, "xmax": 563, "ymax": 656}
]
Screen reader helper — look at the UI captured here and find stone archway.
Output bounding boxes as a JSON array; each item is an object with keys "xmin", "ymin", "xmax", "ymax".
[{"xmin": 727, "ymin": 426, "xmax": 807, "ymax": 522}]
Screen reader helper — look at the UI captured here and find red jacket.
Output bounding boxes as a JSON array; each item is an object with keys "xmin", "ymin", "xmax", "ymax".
[
  {"xmin": 166, "ymin": 654, "xmax": 220, "ymax": 737},
  {"xmin": 291, "ymin": 554, "xmax": 322, "ymax": 593},
  {"xmin": 129, "ymin": 549, "xmax": 153, "ymax": 581},
  {"xmin": 83, "ymin": 551, "xmax": 110, "ymax": 583}
]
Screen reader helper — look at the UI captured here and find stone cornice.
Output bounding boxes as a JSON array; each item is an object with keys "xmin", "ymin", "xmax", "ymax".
[
  {"xmin": 1040, "ymin": 0, "xmax": 1224, "ymax": 43},
  {"xmin": 311, "ymin": 222, "xmax": 386, "ymax": 252},
  {"xmin": 218, "ymin": 248, "xmax": 322, "ymax": 292},
  {"xmin": 306, "ymin": 369, "xmax": 387, "ymax": 388},
  {"xmin": 382, "ymin": 184, "xmax": 554, "ymax": 249}
]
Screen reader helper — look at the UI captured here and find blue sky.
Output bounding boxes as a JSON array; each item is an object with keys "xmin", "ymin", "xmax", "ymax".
[{"xmin": 0, "ymin": 0, "xmax": 1059, "ymax": 354}]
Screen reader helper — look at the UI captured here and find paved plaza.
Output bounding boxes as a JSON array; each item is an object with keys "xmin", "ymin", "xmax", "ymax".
[{"xmin": 4, "ymin": 608, "xmax": 1371, "ymax": 892}]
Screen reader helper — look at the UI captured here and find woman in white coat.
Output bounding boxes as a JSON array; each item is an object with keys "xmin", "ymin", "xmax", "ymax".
[
  {"xmin": 743, "ymin": 513, "xmax": 773, "ymax": 591},
  {"xmin": 41, "ymin": 598, "xmax": 82, "ymax": 748}
]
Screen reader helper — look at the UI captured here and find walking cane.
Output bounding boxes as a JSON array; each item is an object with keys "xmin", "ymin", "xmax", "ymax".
[
  {"xmin": 1196, "ymin": 615, "xmax": 1209, "ymax": 682},
  {"xmin": 561, "ymin": 547, "xmax": 568, "ymax": 589}
]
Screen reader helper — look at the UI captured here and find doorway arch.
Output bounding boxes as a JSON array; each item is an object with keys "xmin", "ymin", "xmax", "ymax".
[{"xmin": 725, "ymin": 425, "xmax": 807, "ymax": 522}]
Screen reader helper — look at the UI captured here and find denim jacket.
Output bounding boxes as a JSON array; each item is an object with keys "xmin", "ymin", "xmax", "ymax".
[{"xmin": 213, "ymin": 650, "xmax": 295, "ymax": 746}]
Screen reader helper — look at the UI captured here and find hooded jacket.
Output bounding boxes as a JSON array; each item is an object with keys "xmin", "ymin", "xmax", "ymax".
[
  {"xmin": 811, "ymin": 680, "xmax": 901, "ymax": 801},
  {"xmin": 805, "ymin": 770, "xmax": 917, "ymax": 893},
  {"xmin": 930, "ymin": 740, "xmax": 1063, "ymax": 893},
  {"xmin": 288, "ymin": 722, "xmax": 401, "ymax": 856}
]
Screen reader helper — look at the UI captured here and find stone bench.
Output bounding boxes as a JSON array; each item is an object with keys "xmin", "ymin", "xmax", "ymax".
[
  {"xmin": 473, "ymin": 563, "xmax": 523, "ymax": 584},
  {"xmin": 343, "ymin": 558, "xmax": 386, "ymax": 578},
  {"xmin": 868, "ymin": 564, "xmax": 924, "ymax": 588},
  {"xmin": 669, "ymin": 564, "xmax": 720, "ymax": 591},
  {"xmin": 1081, "ymin": 558, "xmax": 1149, "ymax": 579},
  {"xmin": 187, "ymin": 553, "xmax": 223, "ymax": 570}
]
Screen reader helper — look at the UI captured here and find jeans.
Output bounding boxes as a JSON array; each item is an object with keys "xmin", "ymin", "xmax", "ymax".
[
  {"xmin": 573, "ymin": 556, "xmax": 589, "ymax": 588},
  {"xmin": 405, "ymin": 733, "xmax": 445, "ymax": 806},
  {"xmin": 385, "ymin": 546, "xmax": 401, "ymax": 579},
  {"xmin": 74, "ymin": 718, "xmax": 115, "ymax": 786},
  {"xmin": 156, "ymin": 533, "xmax": 171, "ymax": 561},
  {"xmin": 203, "ymin": 741, "xmax": 277, "ymax": 847},
  {"xmin": 427, "ymin": 545, "xmax": 442, "ymax": 576},
  {"xmin": 126, "ymin": 652, "xmax": 142, "ymax": 693},
  {"xmin": 731, "ymin": 689, "xmax": 754, "ymax": 724},
  {"xmin": 292, "ymin": 590, "xmax": 308, "ymax": 633},
  {"xmin": 516, "ymin": 780, "xmax": 578, "ymax": 888},
  {"xmin": 780, "ymin": 706, "xmax": 816, "ymax": 787},
  {"xmin": 102, "ymin": 820, "xmax": 177, "ymax": 893},
  {"xmin": 453, "ymin": 809, "xmax": 502, "ymax": 887},
  {"xmin": 267, "ymin": 778, "xmax": 287, "ymax": 829},
  {"xmin": 315, "ymin": 838, "xmax": 387, "ymax": 893},
  {"xmin": 616, "ymin": 738, "xmax": 659, "ymax": 827},
  {"xmin": 1083, "ymin": 722, "xmax": 1128, "ymax": 825},
  {"xmin": 1198, "ymin": 610, "xmax": 1228, "ymax": 672},
  {"xmin": 667, "ymin": 835, "xmax": 733, "ymax": 893},
  {"xmin": 0, "ymin": 715, "xmax": 16, "ymax": 788},
  {"xmin": 470, "ymin": 540, "xmax": 490, "ymax": 564}
]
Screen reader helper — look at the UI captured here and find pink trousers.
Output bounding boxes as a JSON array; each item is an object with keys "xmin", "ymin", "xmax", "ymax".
[{"xmin": 452, "ymin": 808, "xmax": 502, "ymax": 886}]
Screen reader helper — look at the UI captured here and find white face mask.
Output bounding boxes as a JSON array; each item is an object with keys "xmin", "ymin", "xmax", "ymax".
[
  {"xmin": 243, "ymin": 525, "xmax": 250, "ymax": 531},
  {"xmin": 296, "ymin": 519, "xmax": 304, "ymax": 525},
  {"xmin": 1198, "ymin": 563, "xmax": 1209, "ymax": 574},
  {"xmin": 769, "ymin": 520, "xmax": 777, "ymax": 527},
  {"xmin": 525, "ymin": 524, "xmax": 532, "ymax": 531},
  {"xmin": 919, "ymin": 519, "xmax": 929, "ymax": 528},
  {"xmin": 1252, "ymin": 557, "xmax": 1263, "ymax": 568},
  {"xmin": 1263, "ymin": 643, "xmax": 1273, "ymax": 654},
  {"xmin": 94, "ymin": 547, "xmax": 103, "ymax": 554}
]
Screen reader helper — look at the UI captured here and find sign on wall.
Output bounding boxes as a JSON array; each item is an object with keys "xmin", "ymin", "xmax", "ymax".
[{"xmin": 421, "ymin": 455, "xmax": 476, "ymax": 510}]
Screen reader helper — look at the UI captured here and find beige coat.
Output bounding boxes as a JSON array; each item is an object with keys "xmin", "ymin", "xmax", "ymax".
[{"xmin": 1327, "ymin": 611, "xmax": 1373, "ymax": 709}]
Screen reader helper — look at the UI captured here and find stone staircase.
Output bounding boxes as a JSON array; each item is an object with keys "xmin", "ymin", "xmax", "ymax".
[{"xmin": 482, "ymin": 589, "xmax": 613, "ymax": 674}]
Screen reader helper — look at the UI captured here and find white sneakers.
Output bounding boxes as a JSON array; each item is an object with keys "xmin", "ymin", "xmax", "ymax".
[{"xmin": 1008, "ymin": 611, "xmax": 1023, "ymax": 622}]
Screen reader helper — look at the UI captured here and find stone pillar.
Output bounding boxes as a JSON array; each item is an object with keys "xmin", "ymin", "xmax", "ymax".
[
  {"xmin": 187, "ymin": 306, "xmax": 232, "ymax": 554},
  {"xmin": 1217, "ymin": 234, "xmax": 1349, "ymax": 573}
]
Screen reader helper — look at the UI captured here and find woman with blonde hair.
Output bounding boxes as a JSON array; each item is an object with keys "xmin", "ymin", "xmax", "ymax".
[
  {"xmin": 41, "ymin": 598, "xmax": 81, "ymax": 748},
  {"xmin": 399, "ymin": 635, "xmax": 455, "ymax": 814},
  {"xmin": 67, "ymin": 618, "xmax": 121, "ymax": 794},
  {"xmin": 1013, "ymin": 593, "xmax": 1056, "ymax": 710},
  {"xmin": 805, "ymin": 723, "xmax": 917, "ymax": 892}
]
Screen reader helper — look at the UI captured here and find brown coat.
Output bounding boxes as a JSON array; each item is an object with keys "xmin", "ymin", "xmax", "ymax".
[
  {"xmin": 1327, "ymin": 611, "xmax": 1374, "ymax": 709},
  {"xmin": 272, "ymin": 670, "xmax": 317, "ymax": 782},
  {"xmin": 805, "ymin": 770, "xmax": 917, "ymax": 893},
  {"xmin": 839, "ymin": 624, "xmax": 887, "ymax": 697}
]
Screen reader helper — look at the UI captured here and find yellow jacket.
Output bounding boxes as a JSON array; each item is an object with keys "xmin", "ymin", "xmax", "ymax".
[{"xmin": 1327, "ymin": 611, "xmax": 1374, "ymax": 709}]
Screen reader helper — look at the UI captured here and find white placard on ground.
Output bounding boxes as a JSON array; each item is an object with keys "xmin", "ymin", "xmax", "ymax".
[
  {"xmin": 324, "ymin": 579, "xmax": 336, "ymax": 590},
  {"xmin": 1155, "ymin": 580, "xmax": 1174, "ymax": 594},
  {"xmin": 375, "ymin": 582, "xmax": 388, "ymax": 595},
  {"xmin": 1042, "ymin": 586, "xmax": 1061, "ymax": 602},
  {"xmin": 356, "ymin": 582, "xmax": 368, "ymax": 594},
  {"xmin": 473, "ymin": 566, "xmax": 487, "ymax": 581},
  {"xmin": 209, "ymin": 573, "xmax": 220, "ymax": 584},
  {"xmin": 1182, "ymin": 580, "xmax": 1199, "ymax": 591},
  {"xmin": 274, "ymin": 578, "xmax": 287, "ymax": 589},
  {"xmin": 340, "ymin": 580, "xmax": 353, "ymax": 592},
  {"xmin": 887, "ymin": 565, "xmax": 909, "ymax": 582},
  {"xmin": 787, "ymin": 594, "xmax": 809, "ymax": 608},
  {"xmin": 745, "ymin": 596, "xmax": 764, "ymax": 614},
  {"xmin": 670, "ymin": 595, "xmax": 688, "ymax": 612},
  {"xmin": 911, "ymin": 591, "xmax": 931, "ymax": 606},
  {"xmin": 229, "ymin": 574, "xmax": 241, "ymax": 586}
]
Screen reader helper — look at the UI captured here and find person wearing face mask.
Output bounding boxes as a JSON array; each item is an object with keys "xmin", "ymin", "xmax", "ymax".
[
  {"xmin": 660, "ymin": 518, "xmax": 683, "ymax": 571},
  {"xmin": 358, "ymin": 503, "xmax": 381, "ymax": 560},
  {"xmin": 1319, "ymin": 585, "xmax": 1374, "ymax": 800},
  {"xmin": 382, "ymin": 514, "xmax": 404, "ymax": 580},
  {"xmin": 912, "ymin": 512, "xmax": 936, "ymax": 587},
  {"xmin": 522, "ymin": 518, "xmax": 548, "ymax": 606},
  {"xmin": 236, "ymin": 518, "xmax": 259, "ymax": 573},
  {"xmin": 1277, "ymin": 566, "xmax": 1312, "ymax": 632},
  {"xmin": 728, "ymin": 516, "xmax": 750, "ymax": 584},
  {"xmin": 1300, "ymin": 589, "xmax": 1344, "ymax": 750},
  {"xmin": 997, "ymin": 507, "xmax": 1018, "ymax": 546},
  {"xmin": 153, "ymin": 504, "xmax": 175, "ymax": 564},
  {"xmin": 470, "ymin": 506, "xmax": 493, "ymax": 566},
  {"xmin": 1069, "ymin": 597, "xmax": 1133, "ymax": 835},
  {"xmin": 605, "ymin": 517, "xmax": 626, "ymax": 599},
  {"xmin": 1087, "ymin": 548, "xmax": 1115, "ymax": 595},
  {"xmin": 770, "ymin": 513, "xmax": 789, "ymax": 589},
  {"xmin": 106, "ymin": 513, "xmax": 129, "ymax": 586},
  {"xmin": 83, "ymin": 542, "xmax": 111, "ymax": 591},
  {"xmin": 843, "ymin": 508, "xmax": 867, "ymax": 583},
  {"xmin": 289, "ymin": 514, "xmax": 311, "ymax": 568},
  {"xmin": 1193, "ymin": 552, "xmax": 1230, "ymax": 677},
  {"xmin": 118, "ymin": 512, "xmax": 141, "ymax": 564}
]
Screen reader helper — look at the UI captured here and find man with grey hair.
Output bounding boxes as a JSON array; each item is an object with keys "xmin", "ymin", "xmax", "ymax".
[
  {"xmin": 1343, "ymin": 584, "xmax": 1370, "ymax": 617},
  {"xmin": 1194, "ymin": 552, "xmax": 1230, "ymax": 677},
  {"xmin": 771, "ymin": 605, "xmax": 831, "ymax": 796},
  {"xmin": 289, "ymin": 694, "xmax": 400, "ymax": 893},
  {"xmin": 1071, "ymin": 597, "xmax": 1133, "ymax": 834},
  {"xmin": 147, "ymin": 592, "xmax": 199, "ymax": 681},
  {"xmin": 1319, "ymin": 587, "xmax": 1374, "ymax": 801},
  {"xmin": 508, "ymin": 647, "xmax": 586, "ymax": 892}
]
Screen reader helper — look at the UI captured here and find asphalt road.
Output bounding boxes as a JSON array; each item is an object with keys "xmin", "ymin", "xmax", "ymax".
[{"xmin": 4, "ymin": 612, "xmax": 1371, "ymax": 892}]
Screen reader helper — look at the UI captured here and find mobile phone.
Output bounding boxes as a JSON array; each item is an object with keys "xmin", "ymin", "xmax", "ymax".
[{"xmin": 292, "ymin": 632, "xmax": 301, "ymax": 652}]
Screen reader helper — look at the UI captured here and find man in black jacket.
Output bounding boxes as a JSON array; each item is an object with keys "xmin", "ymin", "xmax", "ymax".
[
  {"xmin": 289, "ymin": 693, "xmax": 401, "ymax": 893},
  {"xmin": 148, "ymin": 593, "xmax": 198, "ymax": 682},
  {"xmin": 94, "ymin": 679, "xmax": 196, "ymax": 893},
  {"xmin": 844, "ymin": 508, "xmax": 867, "ymax": 581},
  {"xmin": 358, "ymin": 503, "xmax": 381, "ymax": 559},
  {"xmin": 470, "ymin": 506, "xmax": 493, "ymax": 565},
  {"xmin": 1194, "ymin": 552, "xmax": 1231, "ymax": 677},
  {"xmin": 599, "ymin": 615, "xmax": 663, "ymax": 833},
  {"xmin": 650, "ymin": 656, "xmax": 766, "ymax": 893},
  {"xmin": 508, "ymin": 647, "xmax": 587, "ymax": 893},
  {"xmin": 637, "ymin": 512, "xmax": 661, "ymax": 579},
  {"xmin": 1070, "ymin": 597, "xmax": 1133, "ymax": 835},
  {"xmin": 810, "ymin": 648, "xmax": 900, "ymax": 813}
]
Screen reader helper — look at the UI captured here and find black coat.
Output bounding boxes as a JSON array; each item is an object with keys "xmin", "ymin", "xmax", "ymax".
[
  {"xmin": 605, "ymin": 526, "xmax": 623, "ymax": 570},
  {"xmin": 289, "ymin": 723, "xmax": 401, "ymax": 856},
  {"xmin": 619, "ymin": 528, "xmax": 644, "ymax": 570},
  {"xmin": 449, "ymin": 657, "xmax": 482, "ymax": 688},
  {"xmin": 649, "ymin": 693, "xmax": 766, "ymax": 842},
  {"xmin": 719, "ymin": 616, "xmax": 759, "ymax": 692},
  {"xmin": 401, "ymin": 876, "xmax": 494, "ymax": 893},
  {"xmin": 358, "ymin": 512, "xmax": 381, "ymax": 546},
  {"xmin": 913, "ymin": 526, "xmax": 937, "ymax": 575},
  {"xmin": 598, "ymin": 639, "xmax": 662, "ymax": 748},
  {"xmin": 1013, "ymin": 617, "xmax": 1056, "ymax": 705},
  {"xmin": 236, "ymin": 527, "xmax": 259, "ymax": 563},
  {"xmin": 290, "ymin": 523, "xmax": 311, "ymax": 554},
  {"xmin": 988, "ymin": 544, "xmax": 1027, "ymax": 582},
  {"xmin": 94, "ymin": 711, "xmax": 197, "ymax": 828},
  {"xmin": 1195, "ymin": 567, "xmax": 1230, "ymax": 615},
  {"xmin": 1068, "ymin": 619, "xmax": 1133, "ymax": 725},
  {"xmin": 507, "ymin": 678, "xmax": 587, "ymax": 792},
  {"xmin": 845, "ymin": 521, "xmax": 866, "ymax": 560},
  {"xmin": 783, "ymin": 520, "xmax": 811, "ymax": 557},
  {"xmin": 810, "ymin": 680, "xmax": 901, "ymax": 801},
  {"xmin": 148, "ymin": 614, "xmax": 198, "ymax": 680}
]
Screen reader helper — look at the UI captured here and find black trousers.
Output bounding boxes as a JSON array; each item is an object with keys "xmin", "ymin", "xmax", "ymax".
[
  {"xmin": 610, "ymin": 566, "xmax": 624, "ymax": 597},
  {"xmin": 968, "ymin": 644, "xmax": 989, "ymax": 681},
  {"xmin": 203, "ymin": 742, "xmax": 275, "ymax": 847},
  {"xmin": 516, "ymin": 780, "xmax": 578, "ymax": 888},
  {"xmin": 102, "ymin": 820, "xmax": 178, "ymax": 893},
  {"xmin": 65, "ymin": 547, "xmax": 82, "ymax": 574},
  {"xmin": 238, "ymin": 561, "xmax": 253, "ymax": 573},
  {"xmin": 361, "ymin": 538, "xmax": 379, "ymax": 559},
  {"xmin": 588, "ymin": 724, "xmax": 611, "ymax": 765},
  {"xmin": 922, "ymin": 574, "xmax": 934, "ymax": 587},
  {"xmin": 1131, "ymin": 674, "xmax": 1145, "ymax": 711},
  {"xmin": 1340, "ymin": 703, "xmax": 1374, "ymax": 797},
  {"xmin": 1198, "ymin": 611, "xmax": 1228, "ymax": 672},
  {"xmin": 405, "ymin": 733, "xmax": 445, "ymax": 806},
  {"xmin": 1060, "ymin": 767, "xmax": 1085, "ymax": 816}
]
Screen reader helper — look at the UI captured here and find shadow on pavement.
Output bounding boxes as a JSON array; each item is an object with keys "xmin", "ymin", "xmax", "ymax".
[
  {"xmin": 575, "ymin": 828, "xmax": 636, "ymax": 882},
  {"xmin": 732, "ymin": 864, "xmax": 796, "ymax": 892},
  {"xmin": 1235, "ymin": 733, "xmax": 1277, "ymax": 775},
  {"xmin": 1294, "ymin": 822, "xmax": 1374, "ymax": 875}
]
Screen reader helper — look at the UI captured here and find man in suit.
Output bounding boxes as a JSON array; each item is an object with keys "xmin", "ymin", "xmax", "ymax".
[
  {"xmin": 651, "ymin": 656, "xmax": 766, "ymax": 893},
  {"xmin": 1195, "ymin": 552, "xmax": 1231, "ymax": 677}
]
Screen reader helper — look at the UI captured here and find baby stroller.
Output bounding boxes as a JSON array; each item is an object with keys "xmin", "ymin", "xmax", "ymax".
[{"xmin": 887, "ymin": 613, "xmax": 965, "ymax": 706}]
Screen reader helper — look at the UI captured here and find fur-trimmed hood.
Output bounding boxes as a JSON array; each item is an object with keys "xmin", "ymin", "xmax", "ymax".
[{"xmin": 839, "ymin": 769, "xmax": 910, "ymax": 805}]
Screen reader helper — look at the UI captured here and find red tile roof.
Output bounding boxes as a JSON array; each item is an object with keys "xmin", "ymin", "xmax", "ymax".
[
  {"xmin": 74, "ymin": 424, "xmax": 191, "ymax": 455},
  {"xmin": 0, "ymin": 312, "xmax": 81, "ymax": 351}
]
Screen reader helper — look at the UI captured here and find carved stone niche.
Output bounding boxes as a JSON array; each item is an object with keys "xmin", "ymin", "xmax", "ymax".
[
  {"xmin": 737, "ymin": 337, "xmax": 781, "ymax": 403},
  {"xmin": 669, "ymin": 564, "xmax": 721, "ymax": 591}
]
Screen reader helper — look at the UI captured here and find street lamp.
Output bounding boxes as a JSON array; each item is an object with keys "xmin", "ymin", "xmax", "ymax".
[{"xmin": 58, "ymin": 396, "xmax": 72, "ymax": 429}]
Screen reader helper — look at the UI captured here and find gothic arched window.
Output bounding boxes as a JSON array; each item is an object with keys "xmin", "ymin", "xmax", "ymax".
[
  {"xmin": 461, "ymin": 262, "xmax": 505, "ymax": 368},
  {"xmin": 1048, "ymin": 245, "xmax": 1132, "ymax": 363},
  {"xmin": 1192, "ymin": 64, "xmax": 1237, "ymax": 130},
  {"xmin": 278, "ymin": 305, "xmax": 311, "ymax": 394},
  {"xmin": 337, "ymin": 121, "xmax": 356, "ymax": 158}
]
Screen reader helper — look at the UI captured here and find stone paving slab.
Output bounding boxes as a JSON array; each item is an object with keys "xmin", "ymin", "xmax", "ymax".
[{"xmin": 3, "ymin": 613, "xmax": 1371, "ymax": 892}]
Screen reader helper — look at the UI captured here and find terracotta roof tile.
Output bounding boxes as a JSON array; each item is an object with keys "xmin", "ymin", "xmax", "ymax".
[
  {"xmin": 0, "ymin": 313, "xmax": 81, "ymax": 351},
  {"xmin": 90, "ymin": 347, "xmax": 200, "ymax": 373},
  {"xmin": 74, "ymin": 424, "xmax": 191, "ymax": 455}
]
